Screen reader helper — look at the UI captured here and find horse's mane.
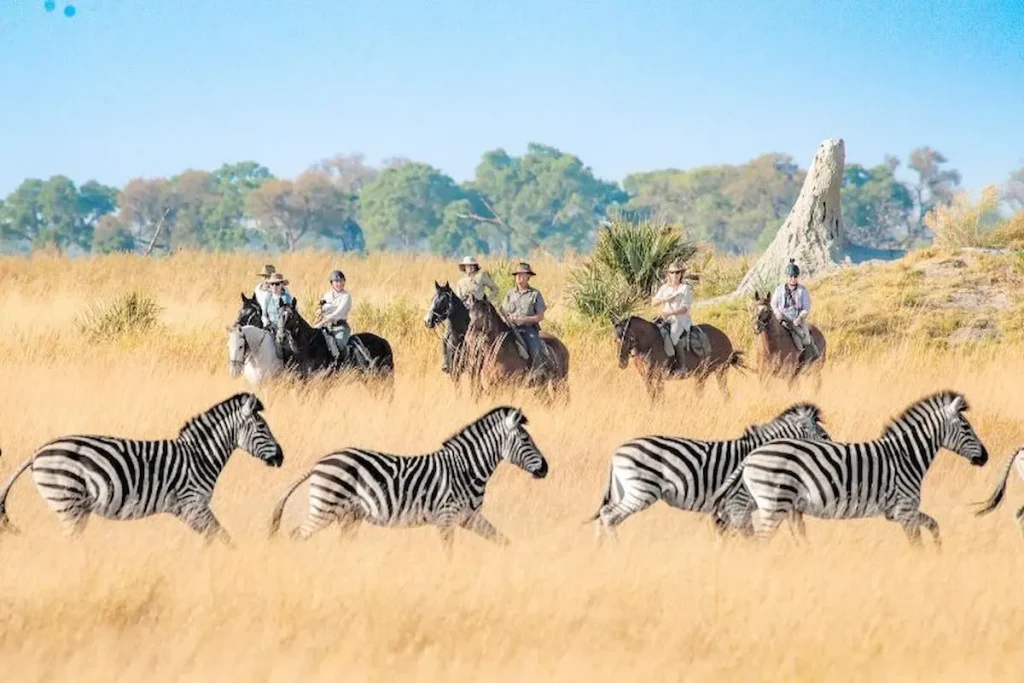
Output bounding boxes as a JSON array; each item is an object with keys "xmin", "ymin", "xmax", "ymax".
[
  {"xmin": 178, "ymin": 392, "xmax": 261, "ymax": 440},
  {"xmin": 468, "ymin": 296, "xmax": 509, "ymax": 332},
  {"xmin": 881, "ymin": 390, "xmax": 967, "ymax": 439},
  {"xmin": 439, "ymin": 405, "xmax": 525, "ymax": 449}
]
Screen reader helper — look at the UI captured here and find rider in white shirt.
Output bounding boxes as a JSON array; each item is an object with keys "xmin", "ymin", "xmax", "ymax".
[
  {"xmin": 314, "ymin": 270, "xmax": 352, "ymax": 361},
  {"xmin": 652, "ymin": 259, "xmax": 694, "ymax": 354}
]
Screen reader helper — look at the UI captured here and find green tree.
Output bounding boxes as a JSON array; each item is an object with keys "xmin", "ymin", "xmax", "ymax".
[
  {"xmin": 0, "ymin": 176, "xmax": 115, "ymax": 253},
  {"xmin": 93, "ymin": 214, "xmax": 137, "ymax": 253},
  {"xmin": 358, "ymin": 162, "xmax": 463, "ymax": 251},
  {"xmin": 908, "ymin": 146, "xmax": 961, "ymax": 244},
  {"xmin": 841, "ymin": 158, "xmax": 914, "ymax": 248},
  {"xmin": 244, "ymin": 170, "xmax": 355, "ymax": 251},
  {"xmin": 117, "ymin": 177, "xmax": 179, "ymax": 254},
  {"xmin": 467, "ymin": 144, "xmax": 625, "ymax": 255},
  {"xmin": 205, "ymin": 161, "xmax": 273, "ymax": 250},
  {"xmin": 1004, "ymin": 166, "xmax": 1024, "ymax": 213}
]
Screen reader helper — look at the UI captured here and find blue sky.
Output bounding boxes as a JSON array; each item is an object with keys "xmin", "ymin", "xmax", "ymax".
[{"xmin": 1, "ymin": 0, "xmax": 1022, "ymax": 197}]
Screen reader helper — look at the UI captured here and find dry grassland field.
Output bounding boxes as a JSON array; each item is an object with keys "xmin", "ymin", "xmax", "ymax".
[{"xmin": 1, "ymin": 250, "xmax": 1023, "ymax": 682}]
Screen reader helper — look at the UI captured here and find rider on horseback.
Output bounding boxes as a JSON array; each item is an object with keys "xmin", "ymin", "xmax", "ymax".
[
  {"xmin": 502, "ymin": 262, "xmax": 547, "ymax": 376},
  {"xmin": 314, "ymin": 270, "xmax": 353, "ymax": 364},
  {"xmin": 652, "ymin": 259, "xmax": 706, "ymax": 376},
  {"xmin": 454, "ymin": 256, "xmax": 499, "ymax": 305},
  {"xmin": 260, "ymin": 272, "xmax": 293, "ymax": 336},
  {"xmin": 254, "ymin": 265, "xmax": 289, "ymax": 311},
  {"xmin": 771, "ymin": 259, "xmax": 819, "ymax": 362}
]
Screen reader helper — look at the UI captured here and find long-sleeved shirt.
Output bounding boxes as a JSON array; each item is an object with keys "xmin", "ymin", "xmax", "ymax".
[
  {"xmin": 455, "ymin": 271, "xmax": 499, "ymax": 302},
  {"xmin": 771, "ymin": 283, "xmax": 811, "ymax": 321},
  {"xmin": 320, "ymin": 289, "xmax": 352, "ymax": 327},
  {"xmin": 261, "ymin": 291, "xmax": 294, "ymax": 328}
]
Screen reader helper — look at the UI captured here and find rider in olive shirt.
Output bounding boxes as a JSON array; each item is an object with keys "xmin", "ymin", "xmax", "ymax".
[{"xmin": 501, "ymin": 262, "xmax": 546, "ymax": 371}]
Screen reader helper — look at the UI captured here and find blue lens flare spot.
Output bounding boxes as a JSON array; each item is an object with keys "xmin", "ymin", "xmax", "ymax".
[
  {"xmin": 44, "ymin": 1, "xmax": 56, "ymax": 11},
  {"xmin": 64, "ymin": 4, "xmax": 76, "ymax": 17}
]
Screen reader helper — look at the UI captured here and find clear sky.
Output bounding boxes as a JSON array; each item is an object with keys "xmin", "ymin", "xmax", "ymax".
[{"xmin": 1, "ymin": 0, "xmax": 1022, "ymax": 197}]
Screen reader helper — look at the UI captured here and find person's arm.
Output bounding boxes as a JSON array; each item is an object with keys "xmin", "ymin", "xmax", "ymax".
[
  {"xmin": 795, "ymin": 287, "xmax": 810, "ymax": 323},
  {"xmin": 482, "ymin": 272, "xmax": 499, "ymax": 298},
  {"xmin": 770, "ymin": 287, "xmax": 784, "ymax": 319},
  {"xmin": 651, "ymin": 284, "xmax": 669, "ymax": 305},
  {"xmin": 666, "ymin": 285, "xmax": 693, "ymax": 317}
]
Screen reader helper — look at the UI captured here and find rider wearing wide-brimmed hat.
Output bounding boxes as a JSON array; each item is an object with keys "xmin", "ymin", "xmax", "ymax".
[
  {"xmin": 652, "ymin": 258, "xmax": 699, "ymax": 373},
  {"xmin": 454, "ymin": 255, "xmax": 499, "ymax": 304},
  {"xmin": 254, "ymin": 264, "xmax": 290, "ymax": 310},
  {"xmin": 260, "ymin": 271, "xmax": 294, "ymax": 332},
  {"xmin": 501, "ymin": 262, "xmax": 547, "ymax": 371}
]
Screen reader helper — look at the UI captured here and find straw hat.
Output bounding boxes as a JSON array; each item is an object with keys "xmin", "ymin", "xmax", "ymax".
[
  {"xmin": 511, "ymin": 262, "xmax": 536, "ymax": 276},
  {"xmin": 266, "ymin": 272, "xmax": 289, "ymax": 286},
  {"xmin": 257, "ymin": 264, "xmax": 276, "ymax": 278},
  {"xmin": 459, "ymin": 255, "xmax": 480, "ymax": 270},
  {"xmin": 666, "ymin": 259, "xmax": 687, "ymax": 274}
]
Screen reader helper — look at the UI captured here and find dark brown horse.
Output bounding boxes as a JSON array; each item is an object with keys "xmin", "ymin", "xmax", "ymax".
[
  {"xmin": 751, "ymin": 291, "xmax": 827, "ymax": 386},
  {"xmin": 464, "ymin": 296, "xmax": 570, "ymax": 404},
  {"xmin": 613, "ymin": 315, "xmax": 745, "ymax": 402}
]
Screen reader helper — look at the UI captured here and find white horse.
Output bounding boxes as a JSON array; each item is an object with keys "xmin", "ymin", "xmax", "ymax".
[{"xmin": 227, "ymin": 324, "xmax": 283, "ymax": 385}]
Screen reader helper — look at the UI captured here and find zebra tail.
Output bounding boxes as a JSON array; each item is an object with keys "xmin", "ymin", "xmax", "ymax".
[
  {"xmin": 268, "ymin": 468, "xmax": 315, "ymax": 537},
  {"xmin": 0, "ymin": 457, "xmax": 34, "ymax": 535},
  {"xmin": 582, "ymin": 466, "xmax": 614, "ymax": 524},
  {"xmin": 973, "ymin": 449, "xmax": 1023, "ymax": 516},
  {"xmin": 708, "ymin": 461, "xmax": 747, "ymax": 515}
]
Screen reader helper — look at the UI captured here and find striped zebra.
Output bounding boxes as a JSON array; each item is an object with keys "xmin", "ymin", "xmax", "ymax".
[
  {"xmin": 0, "ymin": 393, "xmax": 283, "ymax": 544},
  {"xmin": 587, "ymin": 402, "xmax": 830, "ymax": 538},
  {"xmin": 710, "ymin": 390, "xmax": 988, "ymax": 546},
  {"xmin": 973, "ymin": 445, "xmax": 1024, "ymax": 535},
  {"xmin": 268, "ymin": 406, "xmax": 547, "ymax": 548}
]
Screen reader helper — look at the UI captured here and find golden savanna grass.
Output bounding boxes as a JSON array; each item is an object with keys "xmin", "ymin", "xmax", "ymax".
[{"xmin": 1, "ymin": 250, "xmax": 1023, "ymax": 681}]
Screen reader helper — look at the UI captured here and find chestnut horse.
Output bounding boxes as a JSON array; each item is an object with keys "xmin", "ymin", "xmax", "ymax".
[
  {"xmin": 464, "ymin": 297, "xmax": 570, "ymax": 404},
  {"xmin": 613, "ymin": 316, "xmax": 745, "ymax": 402},
  {"xmin": 751, "ymin": 291, "xmax": 827, "ymax": 386}
]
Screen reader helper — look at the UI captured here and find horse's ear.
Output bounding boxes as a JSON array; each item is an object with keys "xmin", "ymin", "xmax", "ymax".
[
  {"xmin": 434, "ymin": 280, "xmax": 440, "ymax": 289},
  {"xmin": 752, "ymin": 290, "xmax": 760, "ymax": 301},
  {"xmin": 443, "ymin": 280, "xmax": 449, "ymax": 288}
]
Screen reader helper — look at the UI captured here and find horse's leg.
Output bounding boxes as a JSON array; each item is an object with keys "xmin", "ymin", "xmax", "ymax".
[{"xmin": 716, "ymin": 367, "xmax": 731, "ymax": 401}]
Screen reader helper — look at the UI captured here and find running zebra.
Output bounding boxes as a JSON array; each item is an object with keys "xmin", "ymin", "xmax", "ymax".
[
  {"xmin": 0, "ymin": 393, "xmax": 283, "ymax": 544},
  {"xmin": 710, "ymin": 390, "xmax": 988, "ymax": 546},
  {"xmin": 268, "ymin": 406, "xmax": 547, "ymax": 548},
  {"xmin": 973, "ymin": 445, "xmax": 1024, "ymax": 535},
  {"xmin": 587, "ymin": 402, "xmax": 830, "ymax": 538}
]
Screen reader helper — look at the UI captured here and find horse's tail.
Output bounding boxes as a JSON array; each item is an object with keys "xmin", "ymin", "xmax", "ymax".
[
  {"xmin": 268, "ymin": 468, "xmax": 315, "ymax": 537},
  {"xmin": 974, "ymin": 448, "xmax": 1024, "ymax": 516},
  {"xmin": 0, "ymin": 455, "xmax": 35, "ymax": 535},
  {"xmin": 728, "ymin": 350, "xmax": 748, "ymax": 371}
]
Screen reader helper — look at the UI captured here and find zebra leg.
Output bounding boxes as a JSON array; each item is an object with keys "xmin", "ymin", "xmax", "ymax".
[
  {"xmin": 915, "ymin": 511, "xmax": 942, "ymax": 550},
  {"xmin": 57, "ymin": 509, "xmax": 91, "ymax": 538},
  {"xmin": 437, "ymin": 524, "xmax": 456, "ymax": 557},
  {"xmin": 597, "ymin": 492, "xmax": 660, "ymax": 540},
  {"xmin": 752, "ymin": 507, "xmax": 786, "ymax": 543},
  {"xmin": 459, "ymin": 513, "xmax": 510, "ymax": 546},
  {"xmin": 896, "ymin": 513, "xmax": 923, "ymax": 547},
  {"xmin": 787, "ymin": 511, "xmax": 808, "ymax": 542},
  {"xmin": 1016, "ymin": 506, "xmax": 1024, "ymax": 538},
  {"xmin": 179, "ymin": 506, "xmax": 233, "ymax": 547}
]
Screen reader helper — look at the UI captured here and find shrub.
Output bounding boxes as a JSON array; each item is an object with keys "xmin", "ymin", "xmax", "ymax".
[
  {"xmin": 566, "ymin": 216, "xmax": 695, "ymax": 321},
  {"xmin": 924, "ymin": 185, "xmax": 1002, "ymax": 249},
  {"xmin": 77, "ymin": 291, "xmax": 161, "ymax": 341}
]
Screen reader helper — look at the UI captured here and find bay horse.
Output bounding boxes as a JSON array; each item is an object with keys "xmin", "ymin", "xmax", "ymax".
[
  {"xmin": 274, "ymin": 298, "xmax": 396, "ymax": 396},
  {"xmin": 751, "ymin": 291, "xmax": 826, "ymax": 387},
  {"xmin": 464, "ymin": 296, "xmax": 570, "ymax": 405},
  {"xmin": 424, "ymin": 281, "xmax": 470, "ymax": 385},
  {"xmin": 613, "ymin": 315, "xmax": 745, "ymax": 402}
]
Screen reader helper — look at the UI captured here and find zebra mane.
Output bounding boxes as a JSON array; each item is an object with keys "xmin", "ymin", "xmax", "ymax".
[
  {"xmin": 439, "ymin": 406, "xmax": 524, "ymax": 449},
  {"xmin": 774, "ymin": 402, "xmax": 823, "ymax": 425},
  {"xmin": 177, "ymin": 393, "xmax": 263, "ymax": 440},
  {"xmin": 881, "ymin": 390, "xmax": 968, "ymax": 438}
]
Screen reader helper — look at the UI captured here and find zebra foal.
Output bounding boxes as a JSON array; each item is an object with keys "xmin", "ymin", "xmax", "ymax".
[
  {"xmin": 0, "ymin": 393, "xmax": 283, "ymax": 544},
  {"xmin": 710, "ymin": 390, "xmax": 988, "ymax": 546},
  {"xmin": 587, "ymin": 402, "xmax": 830, "ymax": 538},
  {"xmin": 973, "ymin": 445, "xmax": 1024, "ymax": 536},
  {"xmin": 269, "ymin": 406, "xmax": 547, "ymax": 549}
]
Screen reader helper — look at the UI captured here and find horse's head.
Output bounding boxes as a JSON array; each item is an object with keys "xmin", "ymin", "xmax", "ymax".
[
  {"xmin": 227, "ymin": 325, "xmax": 247, "ymax": 377},
  {"xmin": 275, "ymin": 298, "xmax": 302, "ymax": 349},
  {"xmin": 752, "ymin": 290, "xmax": 773, "ymax": 335},
  {"xmin": 468, "ymin": 295, "xmax": 501, "ymax": 334},
  {"xmin": 236, "ymin": 292, "xmax": 262, "ymax": 328},
  {"xmin": 425, "ymin": 280, "xmax": 453, "ymax": 329},
  {"xmin": 614, "ymin": 315, "xmax": 637, "ymax": 369}
]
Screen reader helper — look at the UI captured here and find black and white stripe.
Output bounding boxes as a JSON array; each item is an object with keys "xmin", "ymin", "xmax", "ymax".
[
  {"xmin": 0, "ymin": 393, "xmax": 283, "ymax": 544},
  {"xmin": 973, "ymin": 445, "xmax": 1024, "ymax": 535},
  {"xmin": 269, "ymin": 406, "xmax": 547, "ymax": 548},
  {"xmin": 711, "ymin": 390, "xmax": 988, "ymax": 546},
  {"xmin": 588, "ymin": 403, "xmax": 830, "ymax": 537}
]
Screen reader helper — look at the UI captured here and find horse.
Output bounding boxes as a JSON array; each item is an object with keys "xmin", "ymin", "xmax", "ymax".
[
  {"xmin": 613, "ymin": 315, "xmax": 745, "ymax": 402},
  {"xmin": 464, "ymin": 296, "xmax": 570, "ymax": 405},
  {"xmin": 751, "ymin": 291, "xmax": 826, "ymax": 387},
  {"xmin": 424, "ymin": 281, "xmax": 470, "ymax": 385},
  {"xmin": 235, "ymin": 292, "xmax": 263, "ymax": 328},
  {"xmin": 275, "ymin": 298, "xmax": 395, "ymax": 394},
  {"xmin": 227, "ymin": 324, "xmax": 283, "ymax": 386}
]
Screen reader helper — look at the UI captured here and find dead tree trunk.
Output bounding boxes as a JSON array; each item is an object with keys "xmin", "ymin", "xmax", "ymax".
[{"xmin": 733, "ymin": 138, "xmax": 846, "ymax": 295}]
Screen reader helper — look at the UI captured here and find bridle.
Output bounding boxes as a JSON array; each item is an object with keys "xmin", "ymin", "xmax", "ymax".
[
  {"xmin": 426, "ymin": 289, "xmax": 453, "ymax": 329},
  {"xmin": 753, "ymin": 303, "xmax": 772, "ymax": 335},
  {"xmin": 229, "ymin": 326, "xmax": 251, "ymax": 371},
  {"xmin": 616, "ymin": 316, "xmax": 637, "ymax": 365}
]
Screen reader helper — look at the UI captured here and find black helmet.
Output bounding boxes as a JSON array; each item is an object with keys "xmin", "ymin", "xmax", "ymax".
[
  {"xmin": 329, "ymin": 270, "xmax": 345, "ymax": 282},
  {"xmin": 786, "ymin": 259, "xmax": 800, "ymax": 277}
]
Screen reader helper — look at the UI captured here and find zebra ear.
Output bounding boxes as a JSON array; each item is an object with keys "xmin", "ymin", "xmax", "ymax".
[
  {"xmin": 242, "ymin": 394, "xmax": 264, "ymax": 416},
  {"xmin": 946, "ymin": 395, "xmax": 966, "ymax": 417},
  {"xmin": 503, "ymin": 409, "xmax": 524, "ymax": 430}
]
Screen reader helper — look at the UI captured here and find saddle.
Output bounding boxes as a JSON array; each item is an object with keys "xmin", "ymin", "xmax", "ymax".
[
  {"xmin": 655, "ymin": 319, "xmax": 709, "ymax": 367},
  {"xmin": 321, "ymin": 329, "xmax": 372, "ymax": 368},
  {"xmin": 779, "ymin": 319, "xmax": 820, "ymax": 362}
]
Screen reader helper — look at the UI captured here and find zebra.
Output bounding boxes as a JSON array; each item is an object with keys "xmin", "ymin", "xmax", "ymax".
[
  {"xmin": 709, "ymin": 390, "xmax": 988, "ymax": 546},
  {"xmin": 268, "ymin": 405, "xmax": 547, "ymax": 549},
  {"xmin": 586, "ymin": 402, "xmax": 830, "ymax": 538},
  {"xmin": 0, "ymin": 392, "xmax": 283, "ymax": 544},
  {"xmin": 973, "ymin": 445, "xmax": 1024, "ymax": 535}
]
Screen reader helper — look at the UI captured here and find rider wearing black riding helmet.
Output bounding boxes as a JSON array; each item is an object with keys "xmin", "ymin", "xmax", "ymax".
[
  {"xmin": 770, "ymin": 259, "xmax": 818, "ymax": 359},
  {"xmin": 315, "ymin": 270, "xmax": 352, "ymax": 362}
]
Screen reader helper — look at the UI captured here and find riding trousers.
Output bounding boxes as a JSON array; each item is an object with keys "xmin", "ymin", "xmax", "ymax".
[{"xmin": 517, "ymin": 326, "xmax": 542, "ymax": 367}]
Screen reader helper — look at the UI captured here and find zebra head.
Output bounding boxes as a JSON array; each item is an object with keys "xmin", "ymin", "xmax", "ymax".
[
  {"xmin": 237, "ymin": 395, "xmax": 284, "ymax": 468},
  {"xmin": 499, "ymin": 408, "xmax": 548, "ymax": 479},
  {"xmin": 752, "ymin": 402, "xmax": 831, "ymax": 443},
  {"xmin": 936, "ymin": 393, "xmax": 988, "ymax": 467}
]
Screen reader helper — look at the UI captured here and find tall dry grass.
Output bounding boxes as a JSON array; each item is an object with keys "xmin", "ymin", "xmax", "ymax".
[{"xmin": 1, "ymin": 250, "xmax": 1023, "ymax": 681}]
